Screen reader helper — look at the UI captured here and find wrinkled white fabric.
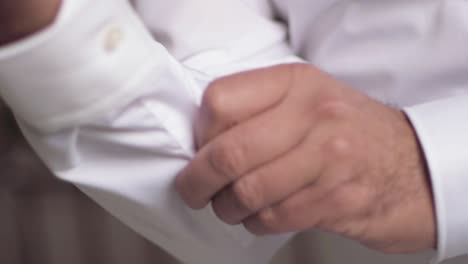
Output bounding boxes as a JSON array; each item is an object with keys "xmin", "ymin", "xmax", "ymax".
[
  {"xmin": 0, "ymin": 1, "xmax": 297, "ymax": 263},
  {"xmin": 1, "ymin": 0, "xmax": 468, "ymax": 263}
]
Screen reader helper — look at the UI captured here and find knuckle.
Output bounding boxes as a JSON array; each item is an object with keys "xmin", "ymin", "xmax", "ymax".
[
  {"xmin": 256, "ymin": 209, "xmax": 281, "ymax": 232},
  {"xmin": 349, "ymin": 186, "xmax": 374, "ymax": 214},
  {"xmin": 231, "ymin": 178, "xmax": 263, "ymax": 213},
  {"xmin": 209, "ymin": 139, "xmax": 245, "ymax": 179},
  {"xmin": 288, "ymin": 64, "xmax": 320, "ymax": 94},
  {"xmin": 202, "ymin": 79, "xmax": 232, "ymax": 120},
  {"xmin": 316, "ymin": 98, "xmax": 351, "ymax": 120},
  {"xmin": 289, "ymin": 63, "xmax": 317, "ymax": 79},
  {"xmin": 322, "ymin": 135, "xmax": 353, "ymax": 161}
]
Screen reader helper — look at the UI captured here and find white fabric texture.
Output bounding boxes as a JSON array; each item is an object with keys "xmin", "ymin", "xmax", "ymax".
[
  {"xmin": 0, "ymin": 0, "xmax": 296, "ymax": 264},
  {"xmin": 1, "ymin": 0, "xmax": 468, "ymax": 263}
]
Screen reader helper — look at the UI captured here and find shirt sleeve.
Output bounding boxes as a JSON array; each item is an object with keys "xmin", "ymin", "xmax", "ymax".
[
  {"xmin": 0, "ymin": 0, "xmax": 294, "ymax": 263},
  {"xmin": 404, "ymin": 94, "xmax": 468, "ymax": 263},
  {"xmin": 0, "ymin": 0, "xmax": 163, "ymax": 133}
]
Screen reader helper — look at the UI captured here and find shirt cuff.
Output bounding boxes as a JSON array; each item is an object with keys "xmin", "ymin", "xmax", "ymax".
[
  {"xmin": 404, "ymin": 94, "xmax": 468, "ymax": 262},
  {"xmin": 0, "ymin": 0, "xmax": 164, "ymax": 133}
]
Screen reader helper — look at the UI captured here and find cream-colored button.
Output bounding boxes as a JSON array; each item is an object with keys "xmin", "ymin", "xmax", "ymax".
[{"xmin": 104, "ymin": 26, "xmax": 124, "ymax": 52}]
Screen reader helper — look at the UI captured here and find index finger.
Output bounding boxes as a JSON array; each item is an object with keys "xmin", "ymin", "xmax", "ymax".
[
  {"xmin": 195, "ymin": 64, "xmax": 298, "ymax": 148},
  {"xmin": 176, "ymin": 94, "xmax": 313, "ymax": 209}
]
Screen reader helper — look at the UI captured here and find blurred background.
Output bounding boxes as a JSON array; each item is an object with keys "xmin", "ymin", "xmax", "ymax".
[{"xmin": 1, "ymin": 100, "xmax": 467, "ymax": 264}]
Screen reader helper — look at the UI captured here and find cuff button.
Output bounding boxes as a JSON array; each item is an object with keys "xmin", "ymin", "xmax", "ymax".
[{"xmin": 104, "ymin": 26, "xmax": 124, "ymax": 53}]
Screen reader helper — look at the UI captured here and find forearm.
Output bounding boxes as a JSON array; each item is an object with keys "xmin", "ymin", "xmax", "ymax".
[{"xmin": 0, "ymin": 0, "xmax": 61, "ymax": 45}]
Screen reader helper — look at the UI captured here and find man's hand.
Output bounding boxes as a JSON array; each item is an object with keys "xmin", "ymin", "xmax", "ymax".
[
  {"xmin": 0, "ymin": 0, "xmax": 62, "ymax": 45},
  {"xmin": 176, "ymin": 64, "xmax": 436, "ymax": 253}
]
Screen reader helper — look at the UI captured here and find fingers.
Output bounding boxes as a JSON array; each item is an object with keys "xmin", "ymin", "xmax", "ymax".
[
  {"xmin": 176, "ymin": 98, "xmax": 313, "ymax": 209},
  {"xmin": 242, "ymin": 186, "xmax": 329, "ymax": 235},
  {"xmin": 195, "ymin": 64, "xmax": 297, "ymax": 148},
  {"xmin": 210, "ymin": 131, "xmax": 326, "ymax": 224},
  {"xmin": 242, "ymin": 165, "xmax": 372, "ymax": 236}
]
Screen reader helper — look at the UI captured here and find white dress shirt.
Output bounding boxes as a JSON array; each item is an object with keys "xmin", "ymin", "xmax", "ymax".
[
  {"xmin": 1, "ymin": 0, "xmax": 468, "ymax": 263},
  {"xmin": 0, "ymin": 1, "xmax": 297, "ymax": 264}
]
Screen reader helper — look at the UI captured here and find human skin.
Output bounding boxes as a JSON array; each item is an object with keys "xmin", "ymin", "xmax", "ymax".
[
  {"xmin": 0, "ymin": 0, "xmax": 62, "ymax": 45},
  {"xmin": 176, "ymin": 64, "xmax": 436, "ymax": 253}
]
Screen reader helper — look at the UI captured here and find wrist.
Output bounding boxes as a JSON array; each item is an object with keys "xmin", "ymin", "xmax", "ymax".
[
  {"xmin": 397, "ymin": 110, "xmax": 436, "ymax": 248},
  {"xmin": 0, "ymin": 0, "xmax": 62, "ymax": 45}
]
